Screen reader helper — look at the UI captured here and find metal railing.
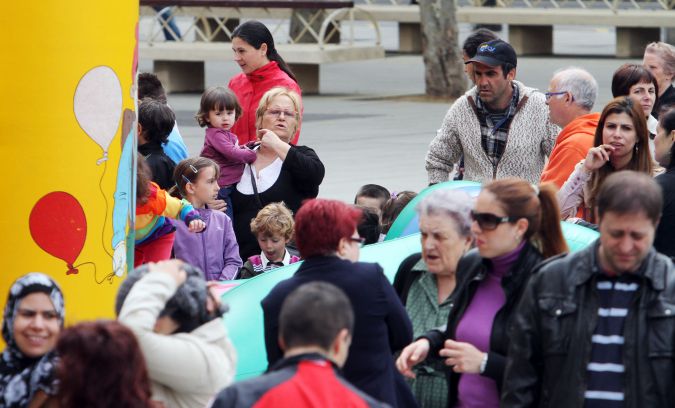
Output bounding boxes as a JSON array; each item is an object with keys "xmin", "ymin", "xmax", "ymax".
[
  {"xmin": 139, "ymin": 5, "xmax": 382, "ymax": 47},
  {"xmin": 357, "ymin": 0, "xmax": 673, "ymax": 10}
]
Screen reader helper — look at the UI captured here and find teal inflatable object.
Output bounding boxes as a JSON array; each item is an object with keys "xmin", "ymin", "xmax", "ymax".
[
  {"xmin": 221, "ymin": 234, "xmax": 422, "ymax": 381},
  {"xmin": 385, "ymin": 181, "xmax": 482, "ymax": 241},
  {"xmin": 221, "ymin": 182, "xmax": 600, "ymax": 382}
]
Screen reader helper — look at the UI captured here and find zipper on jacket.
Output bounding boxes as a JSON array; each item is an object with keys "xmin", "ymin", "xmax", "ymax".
[{"xmin": 201, "ymin": 230, "xmax": 208, "ymax": 279}]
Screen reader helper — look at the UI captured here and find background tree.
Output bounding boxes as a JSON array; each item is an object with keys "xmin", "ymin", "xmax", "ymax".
[{"xmin": 419, "ymin": 0, "xmax": 467, "ymax": 98}]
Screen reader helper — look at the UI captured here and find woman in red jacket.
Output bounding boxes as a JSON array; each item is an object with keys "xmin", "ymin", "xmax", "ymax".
[{"xmin": 229, "ymin": 20, "xmax": 302, "ymax": 145}]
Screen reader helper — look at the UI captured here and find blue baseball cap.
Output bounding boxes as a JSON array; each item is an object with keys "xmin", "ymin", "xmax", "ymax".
[{"xmin": 466, "ymin": 39, "xmax": 517, "ymax": 68}]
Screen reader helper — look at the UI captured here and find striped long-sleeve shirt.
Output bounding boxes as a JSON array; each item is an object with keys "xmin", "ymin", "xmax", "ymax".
[
  {"xmin": 135, "ymin": 182, "xmax": 201, "ymax": 245},
  {"xmin": 584, "ymin": 274, "xmax": 641, "ymax": 408}
]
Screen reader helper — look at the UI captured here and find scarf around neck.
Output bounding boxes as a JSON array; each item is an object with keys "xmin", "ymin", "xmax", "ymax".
[{"xmin": 0, "ymin": 273, "xmax": 64, "ymax": 407}]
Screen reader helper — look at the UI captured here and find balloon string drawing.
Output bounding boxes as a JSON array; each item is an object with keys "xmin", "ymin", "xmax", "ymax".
[
  {"xmin": 29, "ymin": 192, "xmax": 115, "ymax": 284},
  {"xmin": 74, "ymin": 65, "xmax": 124, "ymax": 262}
]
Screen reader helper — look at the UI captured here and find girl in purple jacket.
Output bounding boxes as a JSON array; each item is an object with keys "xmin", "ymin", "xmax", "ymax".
[
  {"xmin": 171, "ymin": 158, "xmax": 243, "ymax": 281},
  {"xmin": 197, "ymin": 86, "xmax": 257, "ymax": 219}
]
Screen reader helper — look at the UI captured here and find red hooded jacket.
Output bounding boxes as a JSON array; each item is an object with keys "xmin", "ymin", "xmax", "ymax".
[{"xmin": 228, "ymin": 61, "xmax": 302, "ymax": 145}]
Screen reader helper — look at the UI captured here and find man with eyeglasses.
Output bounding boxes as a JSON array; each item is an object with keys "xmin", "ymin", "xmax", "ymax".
[
  {"xmin": 540, "ymin": 67, "xmax": 600, "ymax": 188},
  {"xmin": 502, "ymin": 171, "xmax": 675, "ymax": 407},
  {"xmin": 425, "ymin": 39, "xmax": 559, "ymax": 185}
]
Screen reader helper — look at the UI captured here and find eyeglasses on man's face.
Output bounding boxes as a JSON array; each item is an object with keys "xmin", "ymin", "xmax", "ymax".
[{"xmin": 349, "ymin": 236, "xmax": 366, "ymax": 247}]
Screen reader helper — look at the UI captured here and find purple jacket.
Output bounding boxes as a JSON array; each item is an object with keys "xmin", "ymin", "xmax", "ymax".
[
  {"xmin": 200, "ymin": 127, "xmax": 256, "ymax": 186},
  {"xmin": 173, "ymin": 208, "xmax": 242, "ymax": 281}
]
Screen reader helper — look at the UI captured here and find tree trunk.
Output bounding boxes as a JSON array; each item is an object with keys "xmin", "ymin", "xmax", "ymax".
[{"xmin": 418, "ymin": 0, "xmax": 466, "ymax": 98}]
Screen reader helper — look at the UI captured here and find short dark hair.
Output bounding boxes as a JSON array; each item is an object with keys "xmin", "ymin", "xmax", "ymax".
[
  {"xmin": 596, "ymin": 171, "xmax": 662, "ymax": 225},
  {"xmin": 462, "ymin": 28, "xmax": 499, "ymax": 58},
  {"xmin": 356, "ymin": 206, "xmax": 381, "ymax": 245},
  {"xmin": 660, "ymin": 107, "xmax": 675, "ymax": 169},
  {"xmin": 611, "ymin": 63, "xmax": 659, "ymax": 106},
  {"xmin": 137, "ymin": 72, "xmax": 167, "ymax": 103},
  {"xmin": 354, "ymin": 184, "xmax": 390, "ymax": 207},
  {"xmin": 279, "ymin": 282, "xmax": 354, "ymax": 350},
  {"xmin": 195, "ymin": 86, "xmax": 242, "ymax": 127},
  {"xmin": 138, "ymin": 98, "xmax": 175, "ymax": 145}
]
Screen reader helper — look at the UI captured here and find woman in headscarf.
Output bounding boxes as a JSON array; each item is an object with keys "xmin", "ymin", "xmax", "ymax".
[{"xmin": 0, "ymin": 273, "xmax": 64, "ymax": 408}]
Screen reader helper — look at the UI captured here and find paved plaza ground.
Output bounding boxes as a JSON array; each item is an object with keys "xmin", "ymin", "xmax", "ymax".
[{"xmin": 139, "ymin": 22, "xmax": 644, "ymax": 201}]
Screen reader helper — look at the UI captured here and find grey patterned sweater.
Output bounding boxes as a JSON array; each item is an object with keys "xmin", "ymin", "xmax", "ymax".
[{"xmin": 425, "ymin": 80, "xmax": 560, "ymax": 184}]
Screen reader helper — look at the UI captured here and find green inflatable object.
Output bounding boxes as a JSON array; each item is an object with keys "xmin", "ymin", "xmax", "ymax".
[{"xmin": 221, "ymin": 181, "xmax": 600, "ymax": 382}]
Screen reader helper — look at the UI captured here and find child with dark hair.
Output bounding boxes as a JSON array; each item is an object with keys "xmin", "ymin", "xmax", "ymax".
[
  {"xmin": 356, "ymin": 205, "xmax": 381, "ymax": 245},
  {"xmin": 381, "ymin": 191, "xmax": 418, "ymax": 238},
  {"xmin": 354, "ymin": 184, "xmax": 390, "ymax": 218},
  {"xmin": 198, "ymin": 86, "xmax": 257, "ymax": 219},
  {"xmin": 138, "ymin": 98, "xmax": 178, "ymax": 190},
  {"xmin": 135, "ymin": 154, "xmax": 205, "ymax": 267},
  {"xmin": 138, "ymin": 72, "xmax": 190, "ymax": 164}
]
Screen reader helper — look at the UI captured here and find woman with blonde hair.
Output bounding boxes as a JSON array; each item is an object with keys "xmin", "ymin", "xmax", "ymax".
[
  {"xmin": 643, "ymin": 41, "xmax": 675, "ymax": 118},
  {"xmin": 231, "ymin": 87, "xmax": 325, "ymax": 259}
]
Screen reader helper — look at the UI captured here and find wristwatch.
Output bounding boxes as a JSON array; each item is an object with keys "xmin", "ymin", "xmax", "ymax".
[{"xmin": 479, "ymin": 353, "xmax": 488, "ymax": 374}]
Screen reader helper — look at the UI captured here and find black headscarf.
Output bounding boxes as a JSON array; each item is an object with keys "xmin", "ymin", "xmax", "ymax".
[{"xmin": 0, "ymin": 273, "xmax": 64, "ymax": 407}]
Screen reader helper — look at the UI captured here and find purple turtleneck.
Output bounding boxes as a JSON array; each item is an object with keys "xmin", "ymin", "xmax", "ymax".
[{"xmin": 455, "ymin": 240, "xmax": 526, "ymax": 408}]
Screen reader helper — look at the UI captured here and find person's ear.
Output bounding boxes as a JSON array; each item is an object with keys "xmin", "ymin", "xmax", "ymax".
[
  {"xmin": 670, "ymin": 129, "xmax": 675, "ymax": 142},
  {"xmin": 462, "ymin": 235, "xmax": 473, "ymax": 252},
  {"xmin": 259, "ymin": 42, "xmax": 268, "ymax": 56},
  {"xmin": 185, "ymin": 180, "xmax": 197, "ymax": 196},
  {"xmin": 515, "ymin": 218, "xmax": 529, "ymax": 239},
  {"xmin": 507, "ymin": 68, "xmax": 517, "ymax": 81},
  {"xmin": 336, "ymin": 237, "xmax": 349, "ymax": 257},
  {"xmin": 278, "ymin": 335, "xmax": 287, "ymax": 352},
  {"xmin": 330, "ymin": 328, "xmax": 351, "ymax": 366}
]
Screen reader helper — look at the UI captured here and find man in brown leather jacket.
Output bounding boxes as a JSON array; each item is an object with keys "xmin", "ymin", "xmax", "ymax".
[{"xmin": 502, "ymin": 171, "xmax": 675, "ymax": 407}]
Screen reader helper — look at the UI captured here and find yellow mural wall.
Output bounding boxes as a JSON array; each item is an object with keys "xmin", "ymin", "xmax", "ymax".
[{"xmin": 0, "ymin": 2, "xmax": 138, "ymax": 325}]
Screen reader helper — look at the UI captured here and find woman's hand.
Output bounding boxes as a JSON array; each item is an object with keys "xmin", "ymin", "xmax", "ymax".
[
  {"xmin": 149, "ymin": 260, "xmax": 187, "ymax": 286},
  {"xmin": 439, "ymin": 339, "xmax": 485, "ymax": 374},
  {"xmin": 258, "ymin": 129, "xmax": 291, "ymax": 160},
  {"xmin": 583, "ymin": 144, "xmax": 614, "ymax": 172},
  {"xmin": 395, "ymin": 339, "xmax": 430, "ymax": 379},
  {"xmin": 206, "ymin": 198, "xmax": 227, "ymax": 213},
  {"xmin": 188, "ymin": 219, "xmax": 206, "ymax": 233}
]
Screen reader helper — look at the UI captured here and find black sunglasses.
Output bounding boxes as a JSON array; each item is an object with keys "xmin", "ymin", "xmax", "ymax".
[
  {"xmin": 470, "ymin": 210, "xmax": 519, "ymax": 231},
  {"xmin": 349, "ymin": 237, "xmax": 366, "ymax": 247}
]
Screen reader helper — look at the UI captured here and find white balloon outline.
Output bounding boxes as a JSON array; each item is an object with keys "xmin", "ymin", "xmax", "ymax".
[{"xmin": 73, "ymin": 66, "xmax": 123, "ymax": 164}]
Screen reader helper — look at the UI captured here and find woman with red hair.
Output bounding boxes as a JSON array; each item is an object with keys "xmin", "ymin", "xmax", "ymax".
[{"xmin": 261, "ymin": 199, "xmax": 417, "ymax": 408}]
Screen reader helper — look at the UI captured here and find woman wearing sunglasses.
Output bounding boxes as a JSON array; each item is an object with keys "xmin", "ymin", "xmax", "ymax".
[
  {"xmin": 231, "ymin": 87, "xmax": 325, "ymax": 259},
  {"xmin": 396, "ymin": 178, "xmax": 567, "ymax": 408}
]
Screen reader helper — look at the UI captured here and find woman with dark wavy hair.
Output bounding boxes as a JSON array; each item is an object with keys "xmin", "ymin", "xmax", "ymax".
[
  {"xmin": 558, "ymin": 97, "xmax": 654, "ymax": 224},
  {"xmin": 55, "ymin": 320, "xmax": 157, "ymax": 408}
]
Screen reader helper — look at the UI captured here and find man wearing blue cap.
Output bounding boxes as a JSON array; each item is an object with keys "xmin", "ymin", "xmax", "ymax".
[{"xmin": 425, "ymin": 39, "xmax": 559, "ymax": 185}]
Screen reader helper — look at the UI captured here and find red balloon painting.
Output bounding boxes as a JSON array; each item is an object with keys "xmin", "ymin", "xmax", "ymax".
[{"xmin": 29, "ymin": 192, "xmax": 87, "ymax": 275}]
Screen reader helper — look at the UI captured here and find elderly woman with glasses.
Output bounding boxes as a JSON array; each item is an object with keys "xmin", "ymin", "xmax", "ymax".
[
  {"xmin": 396, "ymin": 178, "xmax": 567, "ymax": 408},
  {"xmin": 231, "ymin": 87, "xmax": 325, "ymax": 259}
]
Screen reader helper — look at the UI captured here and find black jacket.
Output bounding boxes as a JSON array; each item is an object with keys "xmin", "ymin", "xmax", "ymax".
[
  {"xmin": 138, "ymin": 141, "xmax": 176, "ymax": 191},
  {"xmin": 261, "ymin": 256, "xmax": 417, "ymax": 408},
  {"xmin": 421, "ymin": 243, "xmax": 544, "ymax": 407},
  {"xmin": 209, "ymin": 353, "xmax": 391, "ymax": 408},
  {"xmin": 502, "ymin": 240, "xmax": 675, "ymax": 407}
]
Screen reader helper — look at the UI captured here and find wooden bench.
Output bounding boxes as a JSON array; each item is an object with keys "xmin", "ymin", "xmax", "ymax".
[
  {"xmin": 346, "ymin": 3, "xmax": 675, "ymax": 57},
  {"xmin": 139, "ymin": 0, "xmax": 385, "ymax": 94}
]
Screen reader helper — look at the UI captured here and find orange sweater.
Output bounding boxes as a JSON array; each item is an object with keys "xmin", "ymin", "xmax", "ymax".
[{"xmin": 540, "ymin": 112, "xmax": 600, "ymax": 189}]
